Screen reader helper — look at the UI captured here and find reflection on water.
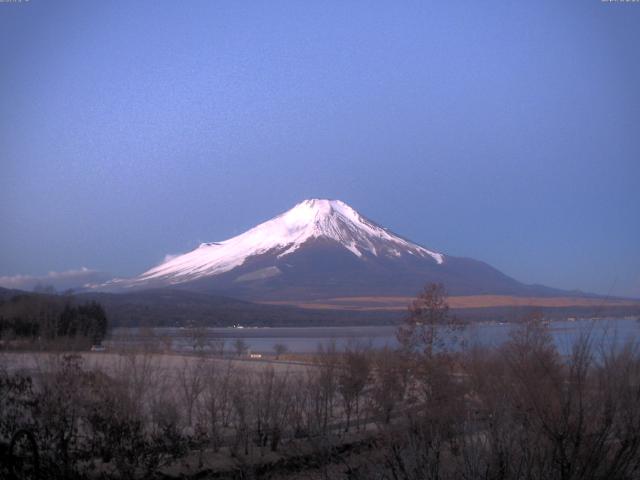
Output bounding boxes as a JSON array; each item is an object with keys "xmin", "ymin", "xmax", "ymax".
[{"xmin": 106, "ymin": 318, "xmax": 640, "ymax": 354}]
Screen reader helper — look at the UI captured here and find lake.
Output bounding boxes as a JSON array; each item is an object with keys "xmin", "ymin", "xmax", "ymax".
[{"xmin": 106, "ymin": 317, "xmax": 640, "ymax": 355}]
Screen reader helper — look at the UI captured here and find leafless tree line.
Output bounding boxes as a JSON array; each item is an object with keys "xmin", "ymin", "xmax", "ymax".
[
  {"xmin": 372, "ymin": 320, "xmax": 640, "ymax": 480},
  {"xmin": 1, "ymin": 319, "xmax": 640, "ymax": 478}
]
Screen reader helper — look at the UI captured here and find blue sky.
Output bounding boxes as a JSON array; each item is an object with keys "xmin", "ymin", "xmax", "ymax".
[{"xmin": 1, "ymin": 0, "xmax": 639, "ymax": 297}]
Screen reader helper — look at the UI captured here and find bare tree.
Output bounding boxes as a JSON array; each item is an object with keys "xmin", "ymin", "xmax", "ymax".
[
  {"xmin": 288, "ymin": 372, "xmax": 312, "ymax": 438},
  {"xmin": 338, "ymin": 347, "xmax": 371, "ymax": 432},
  {"xmin": 273, "ymin": 343, "xmax": 288, "ymax": 360},
  {"xmin": 229, "ymin": 375, "xmax": 251, "ymax": 456},
  {"xmin": 397, "ymin": 283, "xmax": 463, "ymax": 358},
  {"xmin": 211, "ymin": 338, "xmax": 225, "ymax": 357},
  {"xmin": 312, "ymin": 342, "xmax": 340, "ymax": 436},
  {"xmin": 113, "ymin": 349, "xmax": 161, "ymax": 413},
  {"xmin": 233, "ymin": 338, "xmax": 249, "ymax": 357},
  {"xmin": 32, "ymin": 354, "xmax": 86, "ymax": 476},
  {"xmin": 201, "ymin": 360, "xmax": 234, "ymax": 452},
  {"xmin": 252, "ymin": 366, "xmax": 293, "ymax": 454},
  {"xmin": 177, "ymin": 357, "xmax": 206, "ymax": 429},
  {"xmin": 188, "ymin": 325, "xmax": 209, "ymax": 353},
  {"xmin": 369, "ymin": 348, "xmax": 410, "ymax": 424}
]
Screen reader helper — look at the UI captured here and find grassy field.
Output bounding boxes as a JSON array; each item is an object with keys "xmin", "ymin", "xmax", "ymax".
[
  {"xmin": 0, "ymin": 350, "xmax": 312, "ymax": 376},
  {"xmin": 261, "ymin": 294, "xmax": 640, "ymax": 311}
]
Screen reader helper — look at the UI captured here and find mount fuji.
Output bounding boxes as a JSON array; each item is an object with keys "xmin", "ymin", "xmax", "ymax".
[{"xmin": 100, "ymin": 199, "xmax": 565, "ymax": 301}]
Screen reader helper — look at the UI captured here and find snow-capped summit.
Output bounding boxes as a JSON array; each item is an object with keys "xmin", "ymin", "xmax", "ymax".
[
  {"xmin": 132, "ymin": 199, "xmax": 443, "ymax": 286},
  {"xmin": 99, "ymin": 198, "xmax": 541, "ymax": 300}
]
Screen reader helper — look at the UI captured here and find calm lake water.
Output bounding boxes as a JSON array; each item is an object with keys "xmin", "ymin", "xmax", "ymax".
[{"xmin": 107, "ymin": 317, "xmax": 640, "ymax": 355}]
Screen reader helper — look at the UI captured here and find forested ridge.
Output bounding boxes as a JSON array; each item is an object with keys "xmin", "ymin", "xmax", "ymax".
[{"xmin": 0, "ymin": 291, "xmax": 108, "ymax": 345}]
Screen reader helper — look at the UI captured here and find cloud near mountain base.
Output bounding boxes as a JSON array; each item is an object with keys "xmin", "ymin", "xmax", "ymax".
[{"xmin": 0, "ymin": 267, "xmax": 110, "ymax": 292}]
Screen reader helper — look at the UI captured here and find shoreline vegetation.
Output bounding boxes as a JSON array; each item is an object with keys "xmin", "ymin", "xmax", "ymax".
[
  {"xmin": 1, "ymin": 284, "xmax": 640, "ymax": 479},
  {"xmin": 1, "ymin": 286, "xmax": 639, "ymax": 332}
]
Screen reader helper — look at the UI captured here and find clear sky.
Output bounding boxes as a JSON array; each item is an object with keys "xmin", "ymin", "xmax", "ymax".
[{"xmin": 1, "ymin": 0, "xmax": 639, "ymax": 297}]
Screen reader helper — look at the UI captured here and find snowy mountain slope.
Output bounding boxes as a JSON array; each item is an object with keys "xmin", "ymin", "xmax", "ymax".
[
  {"xmin": 99, "ymin": 199, "xmax": 565, "ymax": 300},
  {"xmin": 119, "ymin": 199, "xmax": 443, "ymax": 287}
]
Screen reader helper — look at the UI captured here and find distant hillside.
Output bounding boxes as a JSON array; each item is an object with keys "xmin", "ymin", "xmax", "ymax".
[
  {"xmin": 0, "ymin": 287, "xmax": 27, "ymax": 301},
  {"xmin": 76, "ymin": 289, "xmax": 398, "ymax": 327}
]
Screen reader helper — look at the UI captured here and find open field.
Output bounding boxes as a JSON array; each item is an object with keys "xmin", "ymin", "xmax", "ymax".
[
  {"xmin": 261, "ymin": 294, "xmax": 640, "ymax": 311},
  {"xmin": 0, "ymin": 350, "xmax": 312, "ymax": 376}
]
